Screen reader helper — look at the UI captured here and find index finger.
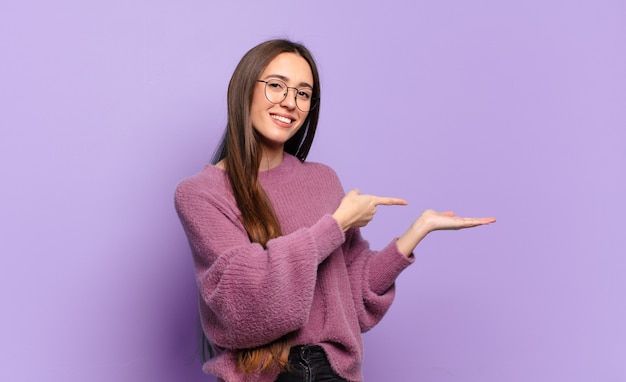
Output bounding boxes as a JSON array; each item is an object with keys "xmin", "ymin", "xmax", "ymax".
[{"xmin": 372, "ymin": 196, "xmax": 408, "ymax": 206}]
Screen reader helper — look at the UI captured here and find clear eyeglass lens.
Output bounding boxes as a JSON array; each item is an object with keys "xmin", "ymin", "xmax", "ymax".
[{"xmin": 264, "ymin": 80, "xmax": 314, "ymax": 112}]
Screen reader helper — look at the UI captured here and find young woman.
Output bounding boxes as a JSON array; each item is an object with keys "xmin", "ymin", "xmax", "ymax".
[{"xmin": 175, "ymin": 39, "xmax": 495, "ymax": 382}]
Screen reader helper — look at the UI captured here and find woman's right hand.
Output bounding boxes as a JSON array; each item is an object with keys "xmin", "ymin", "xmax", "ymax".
[{"xmin": 332, "ymin": 189, "xmax": 408, "ymax": 232}]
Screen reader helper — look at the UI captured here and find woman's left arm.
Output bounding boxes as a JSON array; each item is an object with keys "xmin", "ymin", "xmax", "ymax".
[
  {"xmin": 344, "ymin": 209, "xmax": 496, "ymax": 332},
  {"xmin": 343, "ymin": 229, "xmax": 415, "ymax": 332},
  {"xmin": 396, "ymin": 210, "xmax": 496, "ymax": 257}
]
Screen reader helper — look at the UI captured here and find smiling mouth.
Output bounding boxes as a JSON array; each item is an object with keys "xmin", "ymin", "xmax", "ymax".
[{"xmin": 271, "ymin": 114, "xmax": 293, "ymax": 124}]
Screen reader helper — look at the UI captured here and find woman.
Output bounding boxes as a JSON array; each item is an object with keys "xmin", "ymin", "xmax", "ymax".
[{"xmin": 175, "ymin": 39, "xmax": 495, "ymax": 382}]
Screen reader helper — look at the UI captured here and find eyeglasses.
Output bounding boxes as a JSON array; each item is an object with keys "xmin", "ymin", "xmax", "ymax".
[{"xmin": 257, "ymin": 79, "xmax": 318, "ymax": 112}]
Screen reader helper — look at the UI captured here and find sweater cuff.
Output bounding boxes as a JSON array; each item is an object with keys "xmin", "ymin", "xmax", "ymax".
[
  {"xmin": 308, "ymin": 214, "xmax": 345, "ymax": 264},
  {"xmin": 368, "ymin": 239, "xmax": 415, "ymax": 295}
]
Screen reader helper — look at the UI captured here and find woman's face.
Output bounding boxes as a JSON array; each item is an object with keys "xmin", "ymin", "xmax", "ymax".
[{"xmin": 250, "ymin": 52, "xmax": 314, "ymax": 153}]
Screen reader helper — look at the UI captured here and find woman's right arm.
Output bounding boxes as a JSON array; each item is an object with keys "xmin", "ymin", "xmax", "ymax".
[{"xmin": 174, "ymin": 181, "xmax": 345, "ymax": 350}]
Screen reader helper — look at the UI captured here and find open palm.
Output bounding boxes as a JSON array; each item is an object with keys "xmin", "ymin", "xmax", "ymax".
[{"xmin": 420, "ymin": 209, "xmax": 496, "ymax": 231}]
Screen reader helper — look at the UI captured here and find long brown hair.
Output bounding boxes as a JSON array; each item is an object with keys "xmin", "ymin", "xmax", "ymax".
[{"xmin": 207, "ymin": 39, "xmax": 321, "ymax": 373}]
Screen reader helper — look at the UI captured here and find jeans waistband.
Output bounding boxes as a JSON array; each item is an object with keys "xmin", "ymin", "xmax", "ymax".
[{"xmin": 288, "ymin": 344, "xmax": 325, "ymax": 361}]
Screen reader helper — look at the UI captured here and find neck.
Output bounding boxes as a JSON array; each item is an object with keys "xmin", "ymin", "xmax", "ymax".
[{"xmin": 259, "ymin": 146, "xmax": 284, "ymax": 172}]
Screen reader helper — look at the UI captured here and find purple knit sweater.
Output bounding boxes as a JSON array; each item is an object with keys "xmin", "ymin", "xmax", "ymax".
[{"xmin": 174, "ymin": 154, "xmax": 414, "ymax": 382}]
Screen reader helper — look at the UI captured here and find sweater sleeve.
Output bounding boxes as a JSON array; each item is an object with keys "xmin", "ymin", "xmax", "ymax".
[
  {"xmin": 343, "ymin": 228, "xmax": 415, "ymax": 332},
  {"xmin": 174, "ymin": 178, "xmax": 345, "ymax": 349}
]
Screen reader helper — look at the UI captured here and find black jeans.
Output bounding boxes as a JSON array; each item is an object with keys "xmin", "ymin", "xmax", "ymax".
[{"xmin": 275, "ymin": 345, "xmax": 348, "ymax": 382}]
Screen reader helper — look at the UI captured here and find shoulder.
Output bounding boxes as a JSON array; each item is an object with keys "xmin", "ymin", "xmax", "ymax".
[
  {"xmin": 291, "ymin": 158, "xmax": 345, "ymax": 200},
  {"xmin": 174, "ymin": 164, "xmax": 231, "ymax": 209},
  {"xmin": 301, "ymin": 159, "xmax": 342, "ymax": 187},
  {"xmin": 261, "ymin": 155, "xmax": 345, "ymax": 202},
  {"xmin": 306, "ymin": 161, "xmax": 339, "ymax": 179}
]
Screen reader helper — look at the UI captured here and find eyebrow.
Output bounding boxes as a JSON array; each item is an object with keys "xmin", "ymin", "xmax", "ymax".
[{"xmin": 265, "ymin": 74, "xmax": 313, "ymax": 89}]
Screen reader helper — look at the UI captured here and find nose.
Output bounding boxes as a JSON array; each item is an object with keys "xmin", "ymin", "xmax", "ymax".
[{"xmin": 279, "ymin": 88, "xmax": 298, "ymax": 109}]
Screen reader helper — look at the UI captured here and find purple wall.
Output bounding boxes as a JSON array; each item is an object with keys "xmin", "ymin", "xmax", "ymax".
[{"xmin": 1, "ymin": 1, "xmax": 624, "ymax": 381}]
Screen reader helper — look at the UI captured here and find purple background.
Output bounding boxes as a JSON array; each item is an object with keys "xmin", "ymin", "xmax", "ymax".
[{"xmin": 1, "ymin": 1, "xmax": 625, "ymax": 381}]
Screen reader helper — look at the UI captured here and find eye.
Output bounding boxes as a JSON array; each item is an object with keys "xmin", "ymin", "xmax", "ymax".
[
  {"xmin": 297, "ymin": 89, "xmax": 312, "ymax": 100},
  {"xmin": 267, "ymin": 80, "xmax": 286, "ymax": 92}
]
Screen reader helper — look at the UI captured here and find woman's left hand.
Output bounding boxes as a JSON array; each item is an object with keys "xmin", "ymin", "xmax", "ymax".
[
  {"xmin": 396, "ymin": 209, "xmax": 496, "ymax": 257},
  {"xmin": 416, "ymin": 209, "xmax": 496, "ymax": 232}
]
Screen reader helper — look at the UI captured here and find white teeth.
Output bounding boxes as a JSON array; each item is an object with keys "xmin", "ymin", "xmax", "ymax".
[{"xmin": 271, "ymin": 114, "xmax": 292, "ymax": 124}]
